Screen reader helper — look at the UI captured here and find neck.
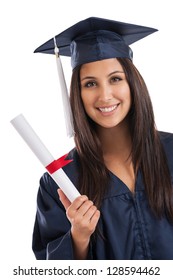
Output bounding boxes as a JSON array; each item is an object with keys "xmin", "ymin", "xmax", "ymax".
[
  {"xmin": 96, "ymin": 119, "xmax": 135, "ymax": 192},
  {"xmin": 96, "ymin": 119, "xmax": 132, "ymax": 161}
]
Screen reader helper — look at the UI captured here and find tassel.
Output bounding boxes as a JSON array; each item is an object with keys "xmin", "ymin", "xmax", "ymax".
[{"xmin": 54, "ymin": 37, "xmax": 74, "ymax": 138}]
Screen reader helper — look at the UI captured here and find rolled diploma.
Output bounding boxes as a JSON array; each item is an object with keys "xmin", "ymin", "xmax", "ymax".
[{"xmin": 10, "ymin": 114, "xmax": 80, "ymax": 202}]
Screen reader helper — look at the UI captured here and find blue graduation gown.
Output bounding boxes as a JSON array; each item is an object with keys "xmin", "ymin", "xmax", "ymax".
[{"xmin": 32, "ymin": 131, "xmax": 173, "ymax": 260}]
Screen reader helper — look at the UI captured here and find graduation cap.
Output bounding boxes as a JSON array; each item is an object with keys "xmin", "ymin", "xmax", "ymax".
[{"xmin": 34, "ymin": 17, "xmax": 158, "ymax": 137}]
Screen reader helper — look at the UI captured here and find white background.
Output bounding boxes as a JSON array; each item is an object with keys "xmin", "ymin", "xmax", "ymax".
[{"xmin": 1, "ymin": 0, "xmax": 173, "ymax": 275}]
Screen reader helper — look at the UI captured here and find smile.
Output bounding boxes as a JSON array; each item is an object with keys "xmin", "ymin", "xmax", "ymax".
[{"xmin": 98, "ymin": 104, "xmax": 119, "ymax": 113}]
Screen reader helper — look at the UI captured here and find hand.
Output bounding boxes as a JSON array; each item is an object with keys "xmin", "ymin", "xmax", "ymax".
[
  {"xmin": 58, "ymin": 189, "xmax": 100, "ymax": 240},
  {"xmin": 58, "ymin": 189, "xmax": 100, "ymax": 259}
]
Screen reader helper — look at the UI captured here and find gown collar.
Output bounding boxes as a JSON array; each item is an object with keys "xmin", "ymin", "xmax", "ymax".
[{"xmin": 105, "ymin": 169, "xmax": 145, "ymax": 198}]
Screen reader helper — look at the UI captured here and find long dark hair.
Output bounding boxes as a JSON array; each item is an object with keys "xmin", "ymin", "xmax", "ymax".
[{"xmin": 70, "ymin": 57, "xmax": 173, "ymax": 221}]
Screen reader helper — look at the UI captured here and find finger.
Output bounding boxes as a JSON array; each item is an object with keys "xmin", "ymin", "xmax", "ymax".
[
  {"xmin": 89, "ymin": 210, "xmax": 100, "ymax": 228},
  {"xmin": 69, "ymin": 195, "xmax": 88, "ymax": 211},
  {"xmin": 80, "ymin": 209, "xmax": 100, "ymax": 234},
  {"xmin": 57, "ymin": 189, "xmax": 71, "ymax": 210},
  {"xmin": 83, "ymin": 204, "xmax": 98, "ymax": 221},
  {"xmin": 75, "ymin": 200, "xmax": 94, "ymax": 217},
  {"xmin": 67, "ymin": 195, "xmax": 88, "ymax": 219}
]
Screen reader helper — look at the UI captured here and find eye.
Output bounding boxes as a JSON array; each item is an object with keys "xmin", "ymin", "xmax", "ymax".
[
  {"xmin": 110, "ymin": 76, "xmax": 122, "ymax": 83},
  {"xmin": 84, "ymin": 81, "xmax": 97, "ymax": 88}
]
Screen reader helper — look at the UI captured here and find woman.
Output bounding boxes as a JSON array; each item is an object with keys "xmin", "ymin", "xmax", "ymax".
[{"xmin": 32, "ymin": 17, "xmax": 173, "ymax": 260}]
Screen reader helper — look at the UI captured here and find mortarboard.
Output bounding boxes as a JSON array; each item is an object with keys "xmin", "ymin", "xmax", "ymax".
[
  {"xmin": 34, "ymin": 17, "xmax": 158, "ymax": 137},
  {"xmin": 34, "ymin": 17, "xmax": 158, "ymax": 68}
]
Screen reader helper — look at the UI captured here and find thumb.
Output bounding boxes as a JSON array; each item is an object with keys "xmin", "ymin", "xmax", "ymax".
[{"xmin": 57, "ymin": 188, "xmax": 71, "ymax": 210}]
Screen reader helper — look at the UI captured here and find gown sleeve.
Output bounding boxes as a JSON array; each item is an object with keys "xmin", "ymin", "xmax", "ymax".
[{"xmin": 32, "ymin": 172, "xmax": 75, "ymax": 260}]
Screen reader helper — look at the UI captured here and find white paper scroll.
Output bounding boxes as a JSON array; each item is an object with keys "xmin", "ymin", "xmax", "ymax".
[{"xmin": 10, "ymin": 114, "xmax": 80, "ymax": 202}]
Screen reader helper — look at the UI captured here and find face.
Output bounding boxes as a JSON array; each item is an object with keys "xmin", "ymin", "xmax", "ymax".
[{"xmin": 80, "ymin": 58, "xmax": 131, "ymax": 129}]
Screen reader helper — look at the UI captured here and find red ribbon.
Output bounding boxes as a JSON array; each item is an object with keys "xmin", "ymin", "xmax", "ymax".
[{"xmin": 45, "ymin": 153, "xmax": 73, "ymax": 174}]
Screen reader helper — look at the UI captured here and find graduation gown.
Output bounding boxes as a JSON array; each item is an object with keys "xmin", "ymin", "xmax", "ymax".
[{"xmin": 32, "ymin": 131, "xmax": 173, "ymax": 260}]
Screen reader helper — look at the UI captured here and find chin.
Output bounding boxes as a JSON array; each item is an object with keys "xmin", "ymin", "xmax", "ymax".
[{"xmin": 97, "ymin": 123, "xmax": 119, "ymax": 129}]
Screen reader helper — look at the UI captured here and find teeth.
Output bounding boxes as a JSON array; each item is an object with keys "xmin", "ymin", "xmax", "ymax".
[{"xmin": 99, "ymin": 105, "xmax": 117, "ymax": 113}]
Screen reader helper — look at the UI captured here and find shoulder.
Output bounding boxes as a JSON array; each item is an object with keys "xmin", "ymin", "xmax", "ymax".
[
  {"xmin": 158, "ymin": 131, "xmax": 173, "ymax": 176},
  {"xmin": 65, "ymin": 147, "xmax": 79, "ymax": 162},
  {"xmin": 63, "ymin": 147, "xmax": 80, "ymax": 184},
  {"xmin": 158, "ymin": 131, "xmax": 173, "ymax": 150}
]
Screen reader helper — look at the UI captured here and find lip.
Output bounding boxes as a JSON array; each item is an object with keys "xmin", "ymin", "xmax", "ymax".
[{"xmin": 97, "ymin": 104, "xmax": 120, "ymax": 115}]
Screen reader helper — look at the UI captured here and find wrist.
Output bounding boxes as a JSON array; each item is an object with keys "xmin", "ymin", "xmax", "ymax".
[
  {"xmin": 71, "ymin": 227, "xmax": 90, "ymax": 245},
  {"xmin": 71, "ymin": 228, "xmax": 90, "ymax": 259}
]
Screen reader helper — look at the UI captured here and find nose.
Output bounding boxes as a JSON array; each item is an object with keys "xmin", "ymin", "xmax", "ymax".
[{"xmin": 98, "ymin": 84, "xmax": 113, "ymax": 102}]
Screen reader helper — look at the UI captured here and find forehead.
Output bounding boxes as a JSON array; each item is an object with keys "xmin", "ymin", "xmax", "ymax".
[{"xmin": 80, "ymin": 58, "xmax": 124, "ymax": 77}]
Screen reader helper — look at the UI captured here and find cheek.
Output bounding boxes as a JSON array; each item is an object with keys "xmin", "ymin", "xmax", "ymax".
[
  {"xmin": 81, "ymin": 92, "xmax": 86, "ymax": 105},
  {"xmin": 81, "ymin": 95, "xmax": 87, "ymax": 111},
  {"xmin": 81, "ymin": 93, "xmax": 90, "ymax": 115},
  {"xmin": 81, "ymin": 92, "xmax": 95, "ymax": 107},
  {"xmin": 121, "ymin": 86, "xmax": 131, "ymax": 105}
]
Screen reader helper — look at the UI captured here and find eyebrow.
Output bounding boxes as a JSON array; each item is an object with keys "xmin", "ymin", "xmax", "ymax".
[
  {"xmin": 108, "ymin": 70, "xmax": 124, "ymax": 77},
  {"xmin": 80, "ymin": 70, "xmax": 124, "ymax": 81}
]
